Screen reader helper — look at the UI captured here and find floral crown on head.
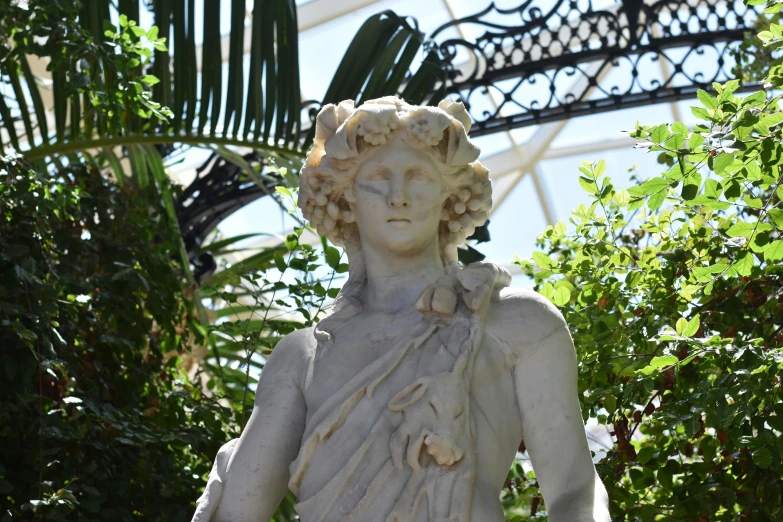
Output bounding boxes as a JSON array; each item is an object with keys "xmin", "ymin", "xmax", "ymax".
[{"xmin": 298, "ymin": 96, "xmax": 491, "ymax": 262}]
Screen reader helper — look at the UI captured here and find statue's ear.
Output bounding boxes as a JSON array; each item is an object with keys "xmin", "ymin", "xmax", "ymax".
[
  {"xmin": 344, "ymin": 186, "xmax": 357, "ymax": 204},
  {"xmin": 444, "ymin": 120, "xmax": 480, "ymax": 166}
]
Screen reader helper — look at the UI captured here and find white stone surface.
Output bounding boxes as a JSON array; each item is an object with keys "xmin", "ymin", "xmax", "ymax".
[{"xmin": 192, "ymin": 97, "xmax": 610, "ymax": 522}]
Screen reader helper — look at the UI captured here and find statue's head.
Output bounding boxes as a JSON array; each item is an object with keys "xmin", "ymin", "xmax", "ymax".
[{"xmin": 298, "ymin": 96, "xmax": 491, "ymax": 267}]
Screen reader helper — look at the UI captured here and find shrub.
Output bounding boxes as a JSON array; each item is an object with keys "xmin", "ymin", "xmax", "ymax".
[
  {"xmin": 0, "ymin": 158, "xmax": 235, "ymax": 521},
  {"xmin": 511, "ymin": 43, "xmax": 783, "ymax": 522}
]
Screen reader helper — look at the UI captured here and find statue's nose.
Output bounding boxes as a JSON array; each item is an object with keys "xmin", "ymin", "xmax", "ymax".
[{"xmin": 387, "ymin": 175, "xmax": 409, "ymax": 207}]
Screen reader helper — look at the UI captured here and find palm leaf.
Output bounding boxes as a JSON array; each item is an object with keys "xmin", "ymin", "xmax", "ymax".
[
  {"xmin": 4, "ymin": 0, "xmax": 304, "ymax": 165},
  {"xmin": 3, "ymin": 2, "xmax": 444, "ymax": 167}
]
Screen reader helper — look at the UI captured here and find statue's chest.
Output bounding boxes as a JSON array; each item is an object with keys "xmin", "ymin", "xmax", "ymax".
[
  {"xmin": 303, "ymin": 311, "xmax": 423, "ymax": 413},
  {"xmin": 302, "ymin": 314, "xmax": 518, "ymax": 431}
]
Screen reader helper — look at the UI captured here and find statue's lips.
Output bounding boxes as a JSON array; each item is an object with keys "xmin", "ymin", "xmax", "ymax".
[{"xmin": 387, "ymin": 218, "xmax": 411, "ymax": 224}]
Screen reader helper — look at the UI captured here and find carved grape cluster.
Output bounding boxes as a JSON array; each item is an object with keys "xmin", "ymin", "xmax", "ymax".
[
  {"xmin": 440, "ymin": 169, "xmax": 492, "ymax": 247},
  {"xmin": 300, "ymin": 173, "xmax": 357, "ymax": 242}
]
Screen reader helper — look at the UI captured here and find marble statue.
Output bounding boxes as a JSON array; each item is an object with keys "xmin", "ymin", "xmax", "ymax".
[{"xmin": 192, "ymin": 97, "xmax": 610, "ymax": 522}]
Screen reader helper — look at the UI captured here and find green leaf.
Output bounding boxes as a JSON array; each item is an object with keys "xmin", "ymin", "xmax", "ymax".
[
  {"xmin": 637, "ymin": 355, "xmax": 678, "ymax": 376},
  {"xmin": 745, "ymin": 161, "xmax": 762, "ymax": 181},
  {"xmin": 273, "ymin": 250, "xmax": 287, "ymax": 272},
  {"xmin": 704, "ymin": 178, "xmax": 722, "ymax": 199},
  {"xmin": 675, "ymin": 317, "xmax": 687, "ymax": 335},
  {"xmin": 604, "ymin": 394, "xmax": 617, "ymax": 414},
  {"xmin": 761, "ymin": 112, "xmax": 783, "ymax": 128},
  {"xmin": 648, "ymin": 190, "xmax": 666, "ymax": 211},
  {"xmin": 691, "ymin": 107, "xmax": 711, "ymax": 121},
  {"xmin": 324, "ymin": 246, "xmax": 340, "ymax": 270},
  {"xmin": 767, "ymin": 208, "xmax": 783, "ymax": 229},
  {"xmin": 697, "ymin": 89, "xmax": 718, "ymax": 109},
  {"xmin": 688, "ymin": 132, "xmax": 705, "ymax": 150},
  {"xmin": 732, "ymin": 251, "xmax": 754, "ymax": 277},
  {"xmin": 651, "ymin": 124, "xmax": 669, "ymax": 144},
  {"xmin": 693, "ymin": 263, "xmax": 728, "ymax": 282},
  {"xmin": 665, "ymin": 132, "xmax": 686, "ymax": 151},
  {"xmin": 726, "ymin": 222, "xmax": 755, "ymax": 238},
  {"xmin": 765, "ymin": 240, "xmax": 783, "ymax": 261},
  {"xmin": 141, "ymin": 75, "xmax": 160, "ymax": 86},
  {"xmin": 752, "ymin": 447, "xmax": 773, "ymax": 468},
  {"xmin": 672, "ymin": 122, "xmax": 688, "ymax": 135},
  {"xmin": 533, "ymin": 251, "xmax": 554, "ymax": 270},
  {"xmin": 713, "ymin": 153, "xmax": 734, "ymax": 175},
  {"xmin": 683, "ymin": 315, "xmax": 700, "ymax": 337},
  {"xmin": 578, "ymin": 176, "xmax": 598, "ymax": 194},
  {"xmin": 638, "ymin": 177, "xmax": 669, "ymax": 195},
  {"xmin": 284, "ymin": 234, "xmax": 298, "ymax": 251},
  {"xmin": 637, "ymin": 447, "xmax": 655, "ymax": 464},
  {"xmin": 741, "ymin": 91, "xmax": 766, "ymax": 108},
  {"xmin": 540, "ymin": 282, "xmax": 555, "ymax": 301},
  {"xmin": 594, "ymin": 159, "xmax": 607, "ymax": 177},
  {"xmin": 551, "ymin": 286, "xmax": 571, "ymax": 307}
]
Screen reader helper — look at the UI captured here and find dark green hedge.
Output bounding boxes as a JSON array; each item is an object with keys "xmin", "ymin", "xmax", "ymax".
[{"xmin": 0, "ymin": 158, "xmax": 235, "ymax": 521}]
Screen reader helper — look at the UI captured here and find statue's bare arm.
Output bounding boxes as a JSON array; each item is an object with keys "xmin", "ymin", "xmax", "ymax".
[
  {"xmin": 497, "ymin": 289, "xmax": 610, "ymax": 522},
  {"xmin": 208, "ymin": 329, "xmax": 311, "ymax": 522}
]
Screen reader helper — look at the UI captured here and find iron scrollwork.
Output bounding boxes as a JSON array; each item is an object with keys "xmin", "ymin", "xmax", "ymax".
[
  {"xmin": 176, "ymin": 151, "xmax": 283, "ymax": 282},
  {"xmin": 426, "ymin": 0, "xmax": 763, "ymax": 136}
]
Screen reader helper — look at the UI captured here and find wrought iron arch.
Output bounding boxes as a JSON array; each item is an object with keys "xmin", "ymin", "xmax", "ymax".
[{"xmin": 427, "ymin": 0, "xmax": 763, "ymax": 136}]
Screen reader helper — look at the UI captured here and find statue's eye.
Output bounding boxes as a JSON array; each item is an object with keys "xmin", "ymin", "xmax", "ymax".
[
  {"xmin": 366, "ymin": 170, "xmax": 389, "ymax": 181},
  {"xmin": 408, "ymin": 169, "xmax": 430, "ymax": 182}
]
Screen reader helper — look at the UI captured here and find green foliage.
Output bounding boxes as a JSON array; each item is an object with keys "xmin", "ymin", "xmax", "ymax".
[
  {"xmin": 187, "ymin": 177, "xmax": 341, "ymax": 521},
  {"xmin": 732, "ymin": 1, "xmax": 783, "ymax": 85},
  {"xmin": 0, "ymin": 1, "xmax": 171, "ymax": 149},
  {"xmin": 198, "ymin": 218, "xmax": 344, "ymax": 418},
  {"xmin": 509, "ymin": 29, "xmax": 783, "ymax": 520},
  {"xmin": 0, "ymin": 157, "xmax": 236, "ymax": 521}
]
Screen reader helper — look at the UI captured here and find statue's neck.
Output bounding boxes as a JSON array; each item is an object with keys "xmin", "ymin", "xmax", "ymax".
[
  {"xmin": 361, "ymin": 267, "xmax": 446, "ymax": 315},
  {"xmin": 359, "ymin": 238, "xmax": 446, "ymax": 315}
]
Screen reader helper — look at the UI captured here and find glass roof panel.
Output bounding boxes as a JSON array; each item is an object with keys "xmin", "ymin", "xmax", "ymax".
[
  {"xmin": 549, "ymin": 103, "xmax": 674, "ymax": 150},
  {"xmin": 480, "ymin": 173, "xmax": 547, "ymax": 265},
  {"xmin": 471, "ymin": 133, "xmax": 514, "ymax": 158},
  {"xmin": 536, "ymin": 145, "xmax": 664, "ymax": 227}
]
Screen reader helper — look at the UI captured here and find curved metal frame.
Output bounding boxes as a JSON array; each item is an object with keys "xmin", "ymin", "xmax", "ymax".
[{"xmin": 427, "ymin": 0, "xmax": 761, "ymax": 136}]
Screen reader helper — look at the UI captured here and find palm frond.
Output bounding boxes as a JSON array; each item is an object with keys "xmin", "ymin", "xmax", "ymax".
[
  {"xmin": 3, "ymin": 0, "xmax": 303, "ymax": 163},
  {"xmin": 2, "ymin": 2, "xmax": 444, "ymax": 166}
]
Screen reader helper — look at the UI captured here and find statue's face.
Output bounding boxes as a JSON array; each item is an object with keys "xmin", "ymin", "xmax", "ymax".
[{"xmin": 352, "ymin": 140, "xmax": 446, "ymax": 256}]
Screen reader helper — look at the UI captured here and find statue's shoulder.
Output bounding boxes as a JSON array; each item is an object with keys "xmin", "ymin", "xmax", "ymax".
[
  {"xmin": 266, "ymin": 326, "xmax": 317, "ymax": 388},
  {"xmin": 487, "ymin": 286, "xmax": 569, "ymax": 355}
]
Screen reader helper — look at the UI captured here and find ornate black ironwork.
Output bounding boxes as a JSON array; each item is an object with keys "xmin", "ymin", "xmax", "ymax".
[
  {"xmin": 176, "ymin": 151, "xmax": 281, "ymax": 281},
  {"xmin": 426, "ymin": 0, "xmax": 763, "ymax": 136}
]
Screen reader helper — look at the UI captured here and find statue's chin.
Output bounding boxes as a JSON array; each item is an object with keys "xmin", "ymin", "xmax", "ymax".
[{"xmin": 372, "ymin": 233, "xmax": 435, "ymax": 257}]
